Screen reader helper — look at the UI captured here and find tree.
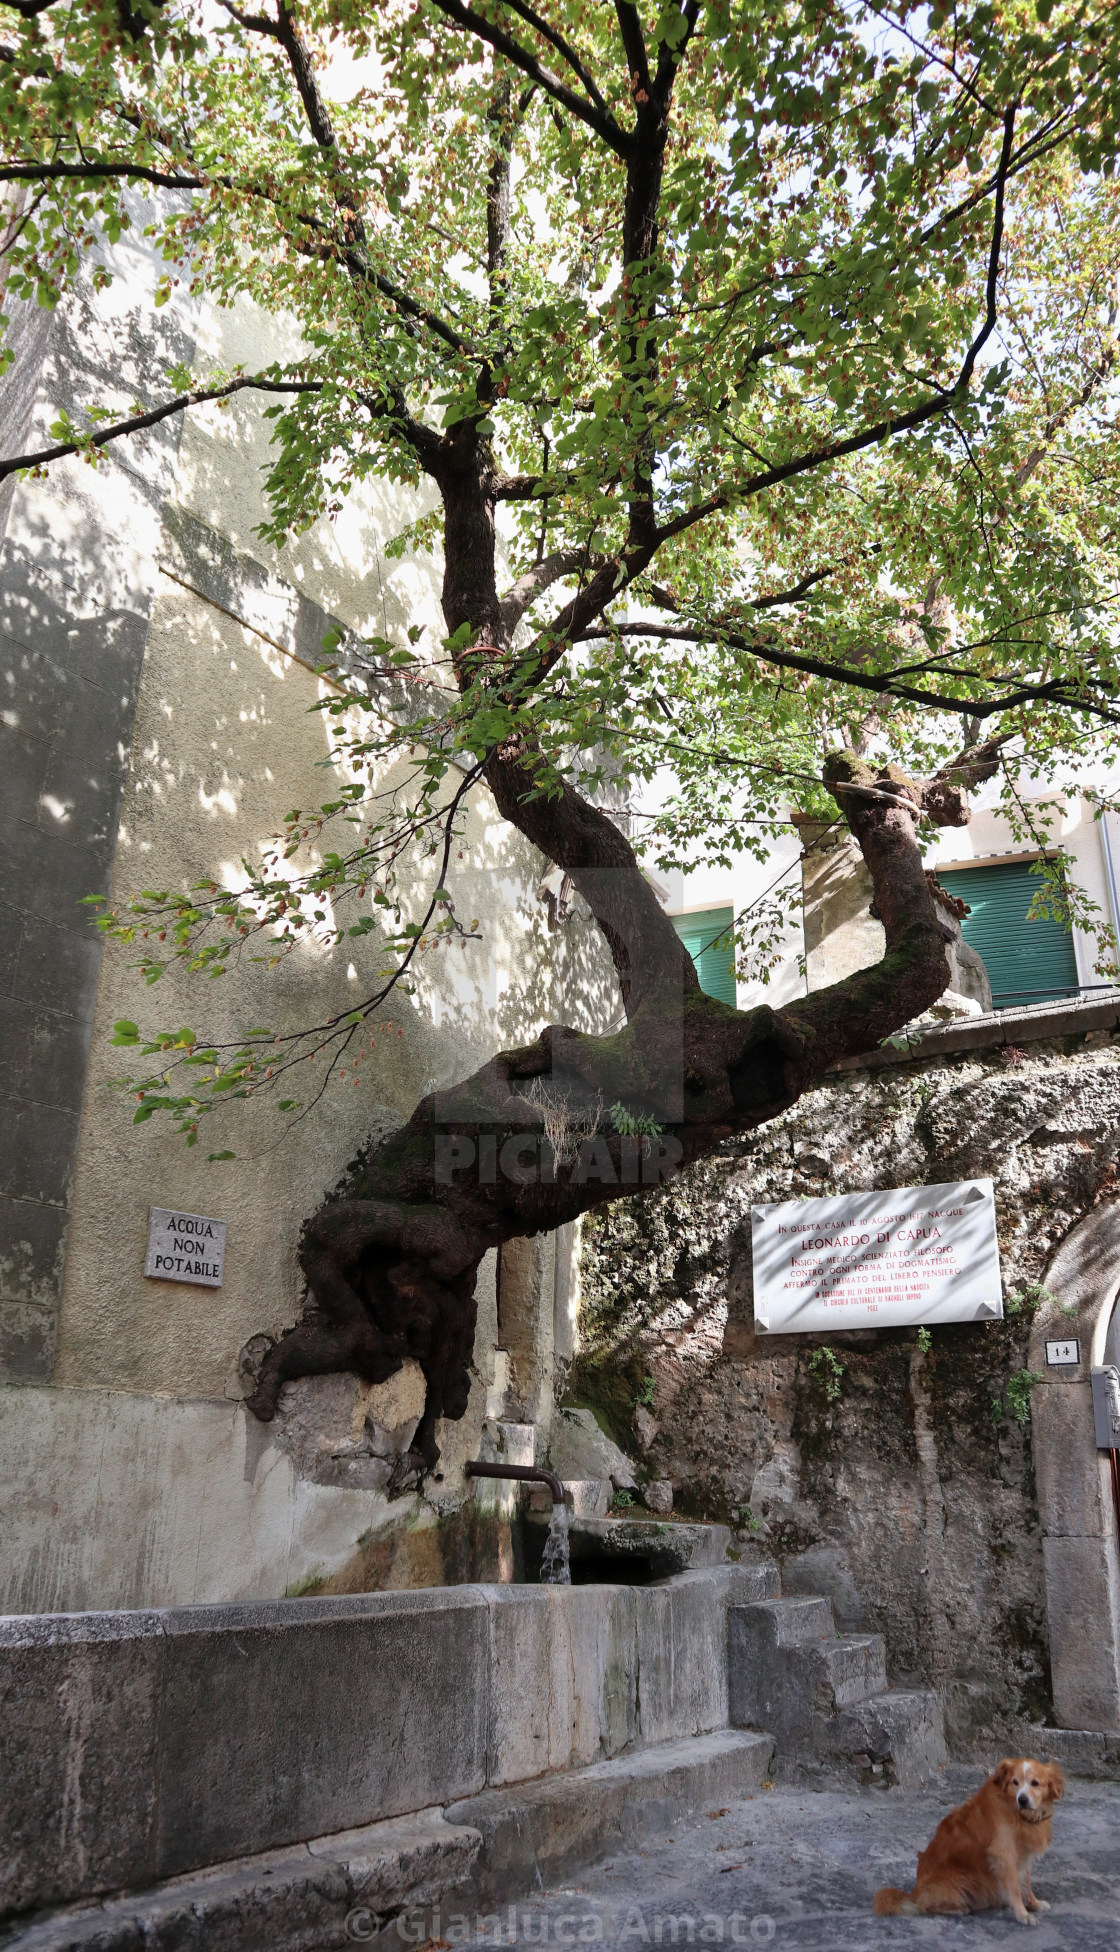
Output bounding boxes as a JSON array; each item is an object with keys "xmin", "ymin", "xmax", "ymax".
[{"xmin": 3, "ymin": 0, "xmax": 1119, "ymax": 1471}]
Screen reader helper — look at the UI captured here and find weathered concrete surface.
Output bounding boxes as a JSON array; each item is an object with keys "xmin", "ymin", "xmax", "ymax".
[
  {"xmin": 0, "ymin": 1565, "xmax": 777, "ymax": 1921},
  {"xmin": 0, "ymin": 1385, "xmax": 439, "ymax": 1616},
  {"xmin": 0, "ymin": 1806, "xmax": 482, "ymax": 1952},
  {"xmin": 447, "ymin": 1730, "xmax": 775, "ymax": 1903},
  {"xmin": 578, "ymin": 1031, "xmax": 1120, "ymax": 1750},
  {"xmin": 456, "ymin": 1771, "xmax": 1120, "ymax": 1950},
  {"xmin": 0, "ymin": 1735, "xmax": 779, "ymax": 1951},
  {"xmin": 0, "ymin": 206, "xmax": 197, "ymax": 1387},
  {"xmin": 16, "ymin": 1768, "xmax": 1116, "ymax": 1952},
  {"xmin": 0, "ymin": 1589, "xmax": 490, "ymax": 1918},
  {"xmin": 0, "ymin": 260, "xmax": 620, "ymax": 1618}
]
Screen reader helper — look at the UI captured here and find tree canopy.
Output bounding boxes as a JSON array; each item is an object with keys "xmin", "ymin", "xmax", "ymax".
[{"xmin": 4, "ymin": 0, "xmax": 1120, "ymax": 1458}]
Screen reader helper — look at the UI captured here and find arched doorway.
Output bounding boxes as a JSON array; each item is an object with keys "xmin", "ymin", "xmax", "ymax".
[{"xmin": 1030, "ymin": 1203, "xmax": 1120, "ymax": 1732}]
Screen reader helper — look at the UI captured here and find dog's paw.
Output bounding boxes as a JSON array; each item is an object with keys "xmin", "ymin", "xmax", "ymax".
[
  {"xmin": 1029, "ymin": 1900, "xmax": 1051, "ymax": 1913},
  {"xmin": 1015, "ymin": 1914, "xmax": 1039, "ymax": 1928}
]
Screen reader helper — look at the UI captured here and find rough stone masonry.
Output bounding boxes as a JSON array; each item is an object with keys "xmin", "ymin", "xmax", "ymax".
[{"xmin": 576, "ymin": 1028, "xmax": 1120, "ymax": 1753}]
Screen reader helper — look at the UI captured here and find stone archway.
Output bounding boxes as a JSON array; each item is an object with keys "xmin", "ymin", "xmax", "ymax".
[{"xmin": 1030, "ymin": 1202, "xmax": 1120, "ymax": 1732}]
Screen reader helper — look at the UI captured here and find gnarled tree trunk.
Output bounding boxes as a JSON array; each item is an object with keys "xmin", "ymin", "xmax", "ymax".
[
  {"xmin": 245, "ymin": 407, "xmax": 986, "ymax": 1469},
  {"xmin": 243, "ymin": 22, "xmax": 999, "ymax": 1470}
]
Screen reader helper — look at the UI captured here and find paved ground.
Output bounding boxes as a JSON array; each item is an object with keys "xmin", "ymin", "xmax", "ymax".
[{"xmin": 474, "ymin": 1771, "xmax": 1120, "ymax": 1950}]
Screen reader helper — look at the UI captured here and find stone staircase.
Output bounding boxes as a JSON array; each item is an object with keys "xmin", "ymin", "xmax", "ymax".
[{"xmin": 729, "ymin": 1595, "xmax": 946, "ymax": 1788}]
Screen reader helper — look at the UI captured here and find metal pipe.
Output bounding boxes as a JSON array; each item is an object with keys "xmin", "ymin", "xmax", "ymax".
[{"xmin": 466, "ymin": 1460, "xmax": 564, "ymax": 1505}]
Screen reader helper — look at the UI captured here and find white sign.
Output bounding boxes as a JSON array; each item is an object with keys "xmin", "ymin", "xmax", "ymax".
[
  {"xmin": 751, "ymin": 1179, "xmax": 1002, "ymax": 1334},
  {"xmin": 1045, "ymin": 1338, "xmax": 1080, "ymax": 1366},
  {"xmin": 145, "ymin": 1207, "xmax": 227, "ymax": 1287}
]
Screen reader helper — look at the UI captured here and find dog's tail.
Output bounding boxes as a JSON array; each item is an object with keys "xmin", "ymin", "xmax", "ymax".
[{"xmin": 873, "ymin": 1887, "xmax": 919, "ymax": 1916}]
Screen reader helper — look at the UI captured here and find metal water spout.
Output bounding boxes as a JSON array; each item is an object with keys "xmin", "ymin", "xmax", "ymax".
[{"xmin": 465, "ymin": 1461, "xmax": 571, "ymax": 1584}]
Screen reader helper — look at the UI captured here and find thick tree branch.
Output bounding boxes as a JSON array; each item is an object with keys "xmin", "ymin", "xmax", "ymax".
[
  {"xmin": 0, "ymin": 375, "xmax": 321, "ymax": 483},
  {"xmin": 780, "ymin": 754, "xmax": 957, "ymax": 1073},
  {"xmin": 652, "ymin": 1, "xmax": 701, "ymax": 99},
  {"xmin": 495, "ymin": 0, "xmax": 612, "ymax": 117},
  {"xmin": 2, "ymin": 0, "xmax": 161, "ymax": 26},
  {"xmin": 0, "ymin": 159, "xmax": 202, "ymax": 187},
  {"xmin": 613, "ymin": 2, "xmax": 651, "ymax": 102},
  {"xmin": 272, "ymin": 0, "xmax": 339, "ymax": 152},
  {"xmin": 498, "ymin": 546, "xmax": 602, "ymax": 635},
  {"xmin": 355, "ymin": 385, "xmax": 445, "ymax": 474},
  {"xmin": 429, "ymin": 0, "xmax": 630, "ymax": 157},
  {"xmin": 573, "ymin": 619, "xmax": 1120, "ymax": 724}
]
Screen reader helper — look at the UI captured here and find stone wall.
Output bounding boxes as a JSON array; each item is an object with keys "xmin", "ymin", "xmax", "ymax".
[{"xmin": 576, "ymin": 1022, "xmax": 1120, "ymax": 1752}]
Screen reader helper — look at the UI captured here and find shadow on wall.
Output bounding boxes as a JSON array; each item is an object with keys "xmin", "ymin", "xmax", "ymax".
[
  {"xmin": 0, "ymin": 225, "xmax": 197, "ymax": 1386},
  {"xmin": 1, "ymin": 236, "xmax": 624, "ymax": 1613}
]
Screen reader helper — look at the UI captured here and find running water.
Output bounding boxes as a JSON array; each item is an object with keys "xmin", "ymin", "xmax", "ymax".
[{"xmin": 539, "ymin": 1499, "xmax": 571, "ymax": 1584}]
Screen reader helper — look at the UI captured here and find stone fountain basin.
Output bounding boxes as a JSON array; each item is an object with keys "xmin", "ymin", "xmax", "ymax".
[{"xmin": 522, "ymin": 1507, "xmax": 733, "ymax": 1583}]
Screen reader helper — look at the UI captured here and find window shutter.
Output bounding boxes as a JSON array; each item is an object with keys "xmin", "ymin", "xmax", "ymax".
[
  {"xmin": 671, "ymin": 907, "xmax": 737, "ymax": 1005},
  {"xmin": 937, "ymin": 861, "xmax": 1079, "ymax": 1009}
]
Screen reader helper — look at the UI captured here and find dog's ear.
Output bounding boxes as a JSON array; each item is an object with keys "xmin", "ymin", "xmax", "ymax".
[
  {"xmin": 991, "ymin": 1759, "xmax": 1016, "ymax": 1791},
  {"xmin": 1044, "ymin": 1765, "xmax": 1066, "ymax": 1802}
]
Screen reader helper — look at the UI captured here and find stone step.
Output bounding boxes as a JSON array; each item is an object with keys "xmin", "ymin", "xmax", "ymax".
[
  {"xmin": 803, "ymin": 1632, "xmax": 889, "ymax": 1710},
  {"xmin": 830, "ymin": 1689, "xmax": 948, "ymax": 1791},
  {"xmin": 1013, "ymin": 1725, "xmax": 1120, "ymax": 1779},
  {"xmin": 446, "ymin": 1728, "xmax": 776, "ymax": 1902},
  {"xmin": 734, "ymin": 1596, "xmax": 836, "ymax": 1652},
  {"xmin": 728, "ymin": 1599, "xmax": 945, "ymax": 1790},
  {"xmin": 3, "ymin": 1733, "xmax": 776, "ymax": 1951}
]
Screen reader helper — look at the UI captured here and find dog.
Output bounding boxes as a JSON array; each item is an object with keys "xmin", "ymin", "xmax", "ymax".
[{"xmin": 873, "ymin": 1758, "xmax": 1065, "ymax": 1926}]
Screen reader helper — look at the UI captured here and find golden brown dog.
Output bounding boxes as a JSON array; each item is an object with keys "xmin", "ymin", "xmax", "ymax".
[{"xmin": 873, "ymin": 1758, "xmax": 1065, "ymax": 1926}]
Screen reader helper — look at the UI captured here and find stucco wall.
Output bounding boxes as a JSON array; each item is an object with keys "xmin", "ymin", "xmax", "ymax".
[
  {"xmin": 576, "ymin": 1023, "xmax": 1120, "ymax": 1750},
  {"xmin": 1, "ymin": 254, "xmax": 621, "ymax": 1613},
  {"xmin": 50, "ymin": 563, "xmax": 583, "ymax": 1400}
]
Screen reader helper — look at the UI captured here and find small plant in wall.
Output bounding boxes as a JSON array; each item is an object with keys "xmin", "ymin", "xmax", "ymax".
[
  {"xmin": 916, "ymin": 1327, "xmax": 932, "ymax": 1355},
  {"xmin": 808, "ymin": 1347, "xmax": 844, "ymax": 1402},
  {"xmin": 1006, "ymin": 1282, "xmax": 1065, "ymax": 1317},
  {"xmin": 991, "ymin": 1369, "xmax": 1044, "ymax": 1426},
  {"xmin": 734, "ymin": 1506, "xmax": 764, "ymax": 1537},
  {"xmin": 1006, "ymin": 1369, "xmax": 1044, "ymax": 1424}
]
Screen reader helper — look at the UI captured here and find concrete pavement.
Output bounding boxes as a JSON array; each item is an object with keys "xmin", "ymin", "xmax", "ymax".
[{"xmin": 477, "ymin": 1770, "xmax": 1120, "ymax": 1950}]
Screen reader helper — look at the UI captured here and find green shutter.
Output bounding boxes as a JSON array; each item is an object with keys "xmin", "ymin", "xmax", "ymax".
[
  {"xmin": 671, "ymin": 907, "xmax": 737, "ymax": 1005},
  {"xmin": 937, "ymin": 861, "xmax": 1079, "ymax": 1009}
]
